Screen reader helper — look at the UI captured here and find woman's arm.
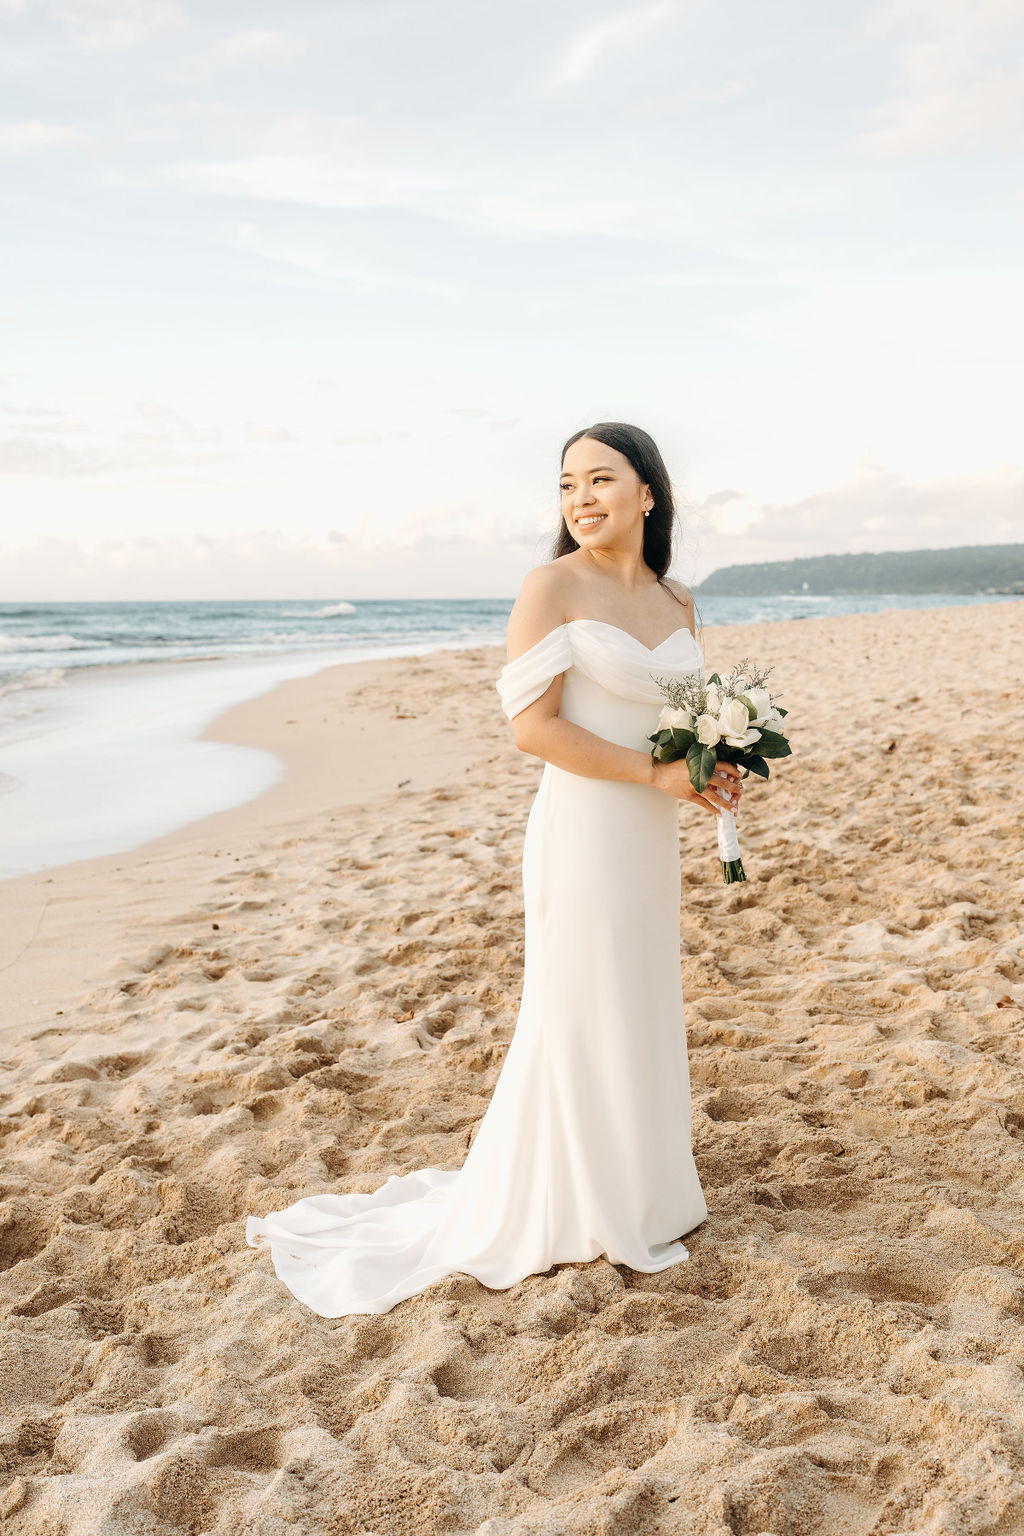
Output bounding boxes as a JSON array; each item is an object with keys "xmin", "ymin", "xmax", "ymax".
[
  {"xmin": 505, "ymin": 568, "xmax": 740, "ymax": 813},
  {"xmin": 517, "ymin": 698, "xmax": 661, "ymax": 786}
]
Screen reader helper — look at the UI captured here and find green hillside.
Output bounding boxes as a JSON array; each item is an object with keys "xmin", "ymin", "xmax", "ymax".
[{"xmin": 695, "ymin": 544, "xmax": 1024, "ymax": 597}]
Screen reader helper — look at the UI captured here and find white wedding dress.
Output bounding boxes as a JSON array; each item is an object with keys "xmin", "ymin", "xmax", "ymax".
[{"xmin": 246, "ymin": 618, "xmax": 709, "ymax": 1316}]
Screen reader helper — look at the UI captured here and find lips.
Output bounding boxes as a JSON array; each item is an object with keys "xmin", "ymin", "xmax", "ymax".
[{"xmin": 576, "ymin": 514, "xmax": 606, "ymax": 529}]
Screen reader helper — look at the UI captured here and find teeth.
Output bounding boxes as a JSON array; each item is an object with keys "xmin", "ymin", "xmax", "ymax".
[{"xmin": 577, "ymin": 515, "xmax": 606, "ymax": 527}]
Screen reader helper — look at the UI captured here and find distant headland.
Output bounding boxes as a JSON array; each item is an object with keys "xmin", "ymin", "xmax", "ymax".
[{"xmin": 695, "ymin": 543, "xmax": 1024, "ymax": 597}]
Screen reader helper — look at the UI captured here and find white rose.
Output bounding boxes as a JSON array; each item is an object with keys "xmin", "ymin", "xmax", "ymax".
[
  {"xmin": 717, "ymin": 697, "xmax": 750, "ymax": 737},
  {"xmin": 659, "ymin": 705, "xmax": 694, "ymax": 731},
  {"xmin": 703, "ymin": 682, "xmax": 723, "ymax": 715},
  {"xmin": 717, "ymin": 696, "xmax": 762, "ymax": 749},
  {"xmin": 764, "ymin": 708, "xmax": 785, "ymax": 732},
  {"xmin": 695, "ymin": 713, "xmax": 721, "ymax": 747},
  {"xmin": 743, "ymin": 686, "xmax": 773, "ymax": 725}
]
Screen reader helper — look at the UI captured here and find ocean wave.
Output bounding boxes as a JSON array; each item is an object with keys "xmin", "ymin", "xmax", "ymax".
[
  {"xmin": 245, "ymin": 629, "xmax": 363, "ymax": 645},
  {"xmin": 0, "ymin": 632, "xmax": 105, "ymax": 652},
  {"xmin": 0, "ymin": 666, "xmax": 67, "ymax": 702},
  {"xmin": 311, "ymin": 602, "xmax": 357, "ymax": 618}
]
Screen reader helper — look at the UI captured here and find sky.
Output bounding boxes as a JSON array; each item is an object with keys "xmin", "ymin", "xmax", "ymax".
[{"xmin": 1, "ymin": 0, "xmax": 1022, "ymax": 600}]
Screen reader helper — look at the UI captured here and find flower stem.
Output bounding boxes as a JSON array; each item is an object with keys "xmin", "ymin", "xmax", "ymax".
[{"xmin": 721, "ymin": 858, "xmax": 746, "ymax": 884}]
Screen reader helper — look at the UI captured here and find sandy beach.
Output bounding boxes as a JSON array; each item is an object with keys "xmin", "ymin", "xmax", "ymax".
[{"xmin": 1, "ymin": 599, "xmax": 1023, "ymax": 1536}]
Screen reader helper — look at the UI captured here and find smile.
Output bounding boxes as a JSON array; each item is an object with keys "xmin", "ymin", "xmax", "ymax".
[{"xmin": 576, "ymin": 514, "xmax": 606, "ymax": 529}]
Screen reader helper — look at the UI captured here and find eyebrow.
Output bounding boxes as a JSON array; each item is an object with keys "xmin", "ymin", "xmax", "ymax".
[{"xmin": 560, "ymin": 466, "xmax": 616, "ymax": 478}]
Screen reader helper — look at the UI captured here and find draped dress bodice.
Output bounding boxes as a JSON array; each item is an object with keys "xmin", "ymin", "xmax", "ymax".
[{"xmin": 494, "ymin": 618, "xmax": 705, "ymax": 745}]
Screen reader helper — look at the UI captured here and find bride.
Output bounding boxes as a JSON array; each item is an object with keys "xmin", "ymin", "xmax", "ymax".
[{"xmin": 246, "ymin": 420, "xmax": 742, "ymax": 1317}]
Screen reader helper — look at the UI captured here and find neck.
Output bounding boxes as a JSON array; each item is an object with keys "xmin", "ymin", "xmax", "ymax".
[{"xmin": 580, "ymin": 541, "xmax": 649, "ymax": 590}]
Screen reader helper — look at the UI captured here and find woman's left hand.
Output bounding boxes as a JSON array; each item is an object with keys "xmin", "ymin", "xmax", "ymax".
[{"xmin": 702, "ymin": 761, "xmax": 742, "ymax": 815}]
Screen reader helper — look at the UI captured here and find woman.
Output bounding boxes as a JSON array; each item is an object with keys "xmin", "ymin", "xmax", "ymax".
[{"xmin": 246, "ymin": 421, "xmax": 741, "ymax": 1316}]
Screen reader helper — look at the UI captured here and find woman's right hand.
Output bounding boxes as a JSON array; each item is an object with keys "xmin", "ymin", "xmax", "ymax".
[{"xmin": 652, "ymin": 756, "xmax": 742, "ymax": 817}]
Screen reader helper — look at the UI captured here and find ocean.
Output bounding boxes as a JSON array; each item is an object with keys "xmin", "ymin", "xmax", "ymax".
[{"xmin": 0, "ymin": 592, "xmax": 1012, "ymax": 881}]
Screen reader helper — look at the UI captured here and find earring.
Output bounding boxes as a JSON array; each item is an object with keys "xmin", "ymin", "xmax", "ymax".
[{"xmin": 644, "ymin": 510, "xmax": 650, "ymax": 517}]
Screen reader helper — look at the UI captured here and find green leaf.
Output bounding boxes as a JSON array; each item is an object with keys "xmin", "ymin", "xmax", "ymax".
[
  {"xmin": 736, "ymin": 692, "xmax": 758, "ymax": 720},
  {"xmin": 687, "ymin": 741, "xmax": 716, "ymax": 793},
  {"xmin": 707, "ymin": 672, "xmax": 722, "ymax": 686},
  {"xmin": 756, "ymin": 729, "xmax": 792, "ymax": 759},
  {"xmin": 685, "ymin": 741, "xmax": 706, "ymax": 792},
  {"xmin": 742, "ymin": 754, "xmax": 770, "ymax": 779},
  {"xmin": 669, "ymin": 727, "xmax": 696, "ymax": 752},
  {"xmin": 654, "ymin": 738, "xmax": 684, "ymax": 763},
  {"xmin": 701, "ymin": 744, "xmax": 718, "ymax": 789},
  {"xmin": 775, "ymin": 705, "xmax": 788, "ymax": 717}
]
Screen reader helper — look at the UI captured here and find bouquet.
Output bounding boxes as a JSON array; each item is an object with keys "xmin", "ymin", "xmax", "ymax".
[{"xmin": 647, "ymin": 659, "xmax": 792, "ymax": 883}]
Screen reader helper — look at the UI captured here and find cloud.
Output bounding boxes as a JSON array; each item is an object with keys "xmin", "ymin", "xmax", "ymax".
[
  {"xmin": 732, "ymin": 270, "xmax": 1024, "ymax": 366},
  {"xmin": 547, "ymin": 1, "xmax": 678, "ymax": 88},
  {"xmin": 164, "ymin": 131, "xmax": 461, "ymax": 264},
  {"xmin": 169, "ymin": 155, "xmax": 451, "ymax": 216},
  {"xmin": 0, "ymin": 437, "xmax": 99, "ymax": 475},
  {"xmin": 0, "ymin": 120, "xmax": 85, "ymax": 151},
  {"xmin": 244, "ymin": 423, "xmax": 295, "ymax": 444},
  {"xmin": 260, "ymin": 113, "xmax": 365, "ymax": 155},
  {"xmin": 348, "ymin": 499, "xmax": 551, "ymax": 554},
  {"xmin": 222, "ymin": 29, "xmax": 304, "ymax": 59},
  {"xmin": 700, "ymin": 489, "xmax": 745, "ymax": 509},
  {"xmin": 0, "ymin": 529, "xmax": 535, "ymax": 600},
  {"xmin": 692, "ymin": 465, "xmax": 1024, "ymax": 575},
  {"xmin": 56, "ymin": 0, "xmax": 183, "ymax": 48},
  {"xmin": 160, "ymin": 111, "xmax": 684, "ymax": 246},
  {"xmin": 130, "ymin": 401, "xmax": 220, "ymax": 445},
  {"xmin": 8, "ymin": 466, "xmax": 1019, "ymax": 600},
  {"xmin": 225, "ymin": 222, "xmax": 462, "ymax": 299},
  {"xmin": 335, "ymin": 430, "xmax": 412, "ymax": 446},
  {"xmin": 474, "ymin": 191, "xmax": 668, "ymax": 240},
  {"xmin": 854, "ymin": 0, "xmax": 1024, "ymax": 156},
  {"xmin": 176, "ymin": 152, "xmax": 673, "ymax": 247},
  {"xmin": 694, "ymin": 488, "xmax": 761, "ymax": 535},
  {"xmin": 0, "ymin": 415, "xmax": 88, "ymax": 436},
  {"xmin": 0, "ymin": 405, "xmax": 87, "ymax": 433},
  {"xmin": 0, "ymin": 402, "xmax": 229, "ymax": 478}
]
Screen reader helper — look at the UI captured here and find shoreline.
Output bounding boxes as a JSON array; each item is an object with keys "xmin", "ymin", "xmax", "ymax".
[
  {"xmin": 0, "ymin": 636, "xmax": 510, "ymax": 885},
  {"xmin": 2, "ymin": 596, "xmax": 1019, "ymax": 1040},
  {"xmin": 0, "ymin": 643, "xmax": 501, "ymax": 1037}
]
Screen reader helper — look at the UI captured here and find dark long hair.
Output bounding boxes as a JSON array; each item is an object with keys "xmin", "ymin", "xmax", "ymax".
[{"xmin": 550, "ymin": 421, "xmax": 687, "ymax": 609}]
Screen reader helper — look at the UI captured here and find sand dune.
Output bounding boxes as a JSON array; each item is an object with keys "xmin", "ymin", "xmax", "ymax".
[{"xmin": 1, "ymin": 601, "xmax": 1023, "ymax": 1535}]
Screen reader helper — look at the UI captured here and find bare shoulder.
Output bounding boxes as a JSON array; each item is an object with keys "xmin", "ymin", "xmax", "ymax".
[
  {"xmin": 661, "ymin": 574, "xmax": 696, "ymax": 626},
  {"xmin": 661, "ymin": 573, "xmax": 692, "ymax": 601},
  {"xmin": 505, "ymin": 561, "xmax": 572, "ymax": 661}
]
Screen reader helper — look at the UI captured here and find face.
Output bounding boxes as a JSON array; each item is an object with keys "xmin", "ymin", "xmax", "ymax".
[{"xmin": 559, "ymin": 438, "xmax": 652, "ymax": 547}]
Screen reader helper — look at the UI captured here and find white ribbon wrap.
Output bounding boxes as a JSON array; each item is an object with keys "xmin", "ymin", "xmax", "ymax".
[{"xmin": 716, "ymin": 808, "xmax": 741, "ymax": 863}]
